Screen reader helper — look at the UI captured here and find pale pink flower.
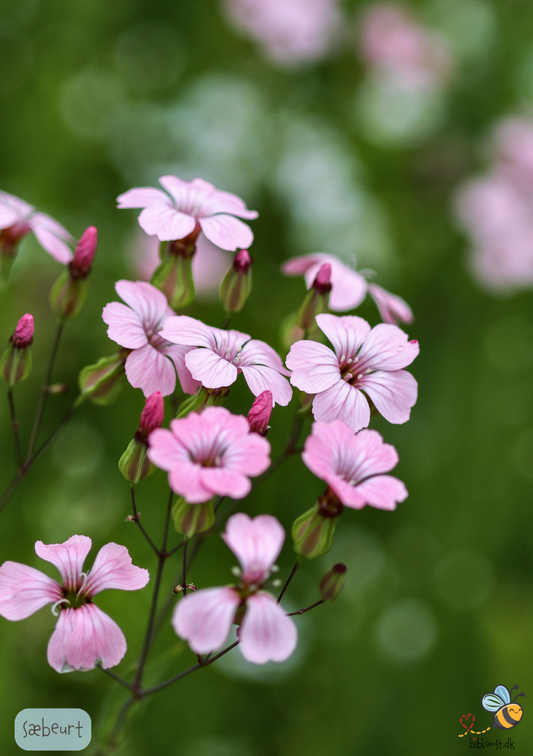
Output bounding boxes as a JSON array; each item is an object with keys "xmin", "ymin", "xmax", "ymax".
[
  {"xmin": 286, "ymin": 313, "xmax": 419, "ymax": 432},
  {"xmin": 303, "ymin": 421, "xmax": 408, "ymax": 510},
  {"xmin": 159, "ymin": 316, "xmax": 292, "ymax": 407},
  {"xmin": 148, "ymin": 407, "xmax": 271, "ymax": 503},
  {"xmin": 0, "ymin": 535, "xmax": 149, "ymax": 673},
  {"xmin": 0, "ymin": 190, "xmax": 74, "ymax": 263},
  {"xmin": 130, "ymin": 231, "xmax": 232, "ymax": 299},
  {"xmin": 173, "ymin": 513, "xmax": 297, "ymax": 663},
  {"xmin": 102, "ymin": 280, "xmax": 199, "ymax": 398},
  {"xmin": 247, "ymin": 390, "xmax": 273, "ymax": 435},
  {"xmin": 282, "ymin": 253, "xmax": 413, "ymax": 325},
  {"xmin": 360, "ymin": 4, "xmax": 454, "ymax": 90},
  {"xmin": 223, "ymin": 0, "xmax": 340, "ymax": 67},
  {"xmin": 117, "ymin": 176, "xmax": 258, "ymax": 251}
]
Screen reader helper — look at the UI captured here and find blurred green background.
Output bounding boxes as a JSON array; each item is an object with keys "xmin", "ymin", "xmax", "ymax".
[{"xmin": 0, "ymin": 0, "xmax": 532, "ymax": 754}]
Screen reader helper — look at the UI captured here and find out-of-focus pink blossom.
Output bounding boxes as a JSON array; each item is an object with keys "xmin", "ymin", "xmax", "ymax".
[
  {"xmin": 130, "ymin": 231, "xmax": 232, "ymax": 300},
  {"xmin": 159, "ymin": 316, "xmax": 292, "ymax": 406},
  {"xmin": 0, "ymin": 190, "xmax": 73, "ymax": 263},
  {"xmin": 455, "ymin": 116, "xmax": 533, "ymax": 292},
  {"xmin": 359, "ymin": 4, "xmax": 454, "ymax": 90},
  {"xmin": 148, "ymin": 407, "xmax": 271, "ymax": 503},
  {"xmin": 12, "ymin": 314, "xmax": 34, "ymax": 348},
  {"xmin": 139, "ymin": 391, "xmax": 165, "ymax": 438},
  {"xmin": 173, "ymin": 513, "xmax": 297, "ymax": 663},
  {"xmin": 282, "ymin": 252, "xmax": 413, "ymax": 325},
  {"xmin": 70, "ymin": 226, "xmax": 98, "ymax": 278},
  {"xmin": 223, "ymin": 0, "xmax": 340, "ymax": 67},
  {"xmin": 102, "ymin": 280, "xmax": 199, "ymax": 398},
  {"xmin": 0, "ymin": 535, "xmax": 149, "ymax": 672},
  {"xmin": 303, "ymin": 421, "xmax": 408, "ymax": 510},
  {"xmin": 247, "ymin": 390, "xmax": 273, "ymax": 435},
  {"xmin": 117, "ymin": 176, "xmax": 258, "ymax": 251},
  {"xmin": 286, "ymin": 313, "xmax": 418, "ymax": 432}
]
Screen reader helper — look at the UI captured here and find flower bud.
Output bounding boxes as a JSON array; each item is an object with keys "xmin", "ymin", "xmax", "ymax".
[
  {"xmin": 0, "ymin": 314, "xmax": 34, "ymax": 385},
  {"xmin": 151, "ymin": 224, "xmax": 201, "ymax": 310},
  {"xmin": 49, "ymin": 227, "xmax": 98, "ymax": 321},
  {"xmin": 78, "ymin": 350, "xmax": 128, "ymax": 405},
  {"xmin": 220, "ymin": 249, "xmax": 253, "ymax": 313},
  {"xmin": 0, "ymin": 223, "xmax": 30, "ymax": 292},
  {"xmin": 296, "ymin": 263, "xmax": 331, "ymax": 333},
  {"xmin": 172, "ymin": 498, "xmax": 215, "ymax": 538},
  {"xmin": 139, "ymin": 391, "xmax": 165, "ymax": 438},
  {"xmin": 69, "ymin": 226, "xmax": 98, "ymax": 278},
  {"xmin": 319, "ymin": 563, "xmax": 347, "ymax": 602},
  {"xmin": 247, "ymin": 390, "xmax": 272, "ymax": 435},
  {"xmin": 292, "ymin": 503, "xmax": 339, "ymax": 559}
]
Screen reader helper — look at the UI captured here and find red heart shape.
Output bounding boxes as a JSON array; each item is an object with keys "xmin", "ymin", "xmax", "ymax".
[{"xmin": 460, "ymin": 714, "xmax": 475, "ymax": 732}]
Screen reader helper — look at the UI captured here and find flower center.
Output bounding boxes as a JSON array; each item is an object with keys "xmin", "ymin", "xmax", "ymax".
[{"xmin": 338, "ymin": 352, "xmax": 372, "ymax": 385}]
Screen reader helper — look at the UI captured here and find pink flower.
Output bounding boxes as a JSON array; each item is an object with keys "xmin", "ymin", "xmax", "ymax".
[
  {"xmin": 286, "ymin": 313, "xmax": 419, "ymax": 432},
  {"xmin": 173, "ymin": 513, "xmax": 297, "ymax": 663},
  {"xmin": 12, "ymin": 313, "xmax": 34, "ymax": 348},
  {"xmin": 0, "ymin": 535, "xmax": 149, "ymax": 672},
  {"xmin": 148, "ymin": 407, "xmax": 271, "ymax": 503},
  {"xmin": 303, "ymin": 420, "xmax": 408, "ymax": 510},
  {"xmin": 0, "ymin": 190, "xmax": 73, "ymax": 263},
  {"xmin": 117, "ymin": 176, "xmax": 258, "ymax": 251},
  {"xmin": 223, "ymin": 0, "xmax": 340, "ymax": 67},
  {"xmin": 102, "ymin": 280, "xmax": 199, "ymax": 398},
  {"xmin": 69, "ymin": 226, "xmax": 98, "ymax": 278},
  {"xmin": 282, "ymin": 253, "xmax": 413, "ymax": 325},
  {"xmin": 159, "ymin": 316, "xmax": 292, "ymax": 407},
  {"xmin": 139, "ymin": 391, "xmax": 165, "ymax": 438},
  {"xmin": 247, "ymin": 390, "xmax": 273, "ymax": 435}
]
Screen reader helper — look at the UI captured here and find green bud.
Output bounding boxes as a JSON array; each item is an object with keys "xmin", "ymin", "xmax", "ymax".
[
  {"xmin": 296, "ymin": 262, "xmax": 332, "ymax": 334},
  {"xmin": 118, "ymin": 437, "xmax": 155, "ymax": 485},
  {"xmin": 0, "ymin": 344, "xmax": 32, "ymax": 386},
  {"xmin": 151, "ymin": 251, "xmax": 195, "ymax": 310},
  {"xmin": 220, "ymin": 249, "xmax": 252, "ymax": 313},
  {"xmin": 78, "ymin": 350, "xmax": 128, "ymax": 405},
  {"xmin": 50, "ymin": 270, "xmax": 90, "ymax": 321},
  {"xmin": 292, "ymin": 494, "xmax": 343, "ymax": 559},
  {"xmin": 319, "ymin": 563, "xmax": 347, "ymax": 602},
  {"xmin": 172, "ymin": 498, "xmax": 215, "ymax": 538}
]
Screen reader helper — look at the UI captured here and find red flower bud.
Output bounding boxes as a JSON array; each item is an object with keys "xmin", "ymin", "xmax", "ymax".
[
  {"xmin": 70, "ymin": 226, "xmax": 98, "ymax": 278},
  {"xmin": 11, "ymin": 313, "xmax": 34, "ymax": 348},
  {"xmin": 313, "ymin": 263, "xmax": 332, "ymax": 294},
  {"xmin": 139, "ymin": 391, "xmax": 165, "ymax": 438},
  {"xmin": 319, "ymin": 563, "xmax": 347, "ymax": 602},
  {"xmin": 247, "ymin": 390, "xmax": 272, "ymax": 435},
  {"xmin": 233, "ymin": 248, "xmax": 252, "ymax": 272}
]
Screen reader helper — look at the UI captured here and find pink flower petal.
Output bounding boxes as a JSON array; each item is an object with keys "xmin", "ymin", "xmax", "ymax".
[
  {"xmin": 327, "ymin": 263, "xmax": 368, "ymax": 311},
  {"xmin": 286, "ymin": 340, "xmax": 340, "ymax": 393},
  {"xmin": 316, "ymin": 313, "xmax": 371, "ymax": 358},
  {"xmin": 83, "ymin": 543, "xmax": 149, "ymax": 597},
  {"xmin": 31, "ymin": 213, "xmax": 73, "ymax": 264},
  {"xmin": 138, "ymin": 204, "xmax": 197, "ymax": 242},
  {"xmin": 282, "ymin": 254, "xmax": 322, "ymax": 276},
  {"xmin": 0, "ymin": 562, "xmax": 62, "ymax": 620},
  {"xmin": 199, "ymin": 467, "xmax": 252, "ymax": 499},
  {"xmin": 356, "ymin": 323, "xmax": 419, "ymax": 372},
  {"xmin": 163, "ymin": 344, "xmax": 201, "ymax": 395},
  {"xmin": 148, "ymin": 428, "xmax": 190, "ymax": 471},
  {"xmin": 35, "ymin": 535, "xmax": 92, "ymax": 592},
  {"xmin": 357, "ymin": 369, "xmax": 418, "ymax": 424},
  {"xmin": 185, "ymin": 348, "xmax": 239, "ymax": 389},
  {"xmin": 222, "ymin": 513, "xmax": 285, "ymax": 582},
  {"xmin": 117, "ymin": 187, "xmax": 171, "ymax": 208},
  {"xmin": 367, "ymin": 283, "xmax": 414, "ymax": 325},
  {"xmin": 102, "ymin": 302, "xmax": 147, "ymax": 349},
  {"xmin": 349, "ymin": 475, "xmax": 408, "ymax": 510},
  {"xmin": 125, "ymin": 344, "xmax": 177, "ymax": 397},
  {"xmin": 240, "ymin": 592, "xmax": 298, "ymax": 664},
  {"xmin": 172, "ymin": 587, "xmax": 240, "ymax": 654},
  {"xmin": 159, "ymin": 176, "xmax": 215, "ymax": 210},
  {"xmin": 115, "ymin": 280, "xmax": 170, "ymax": 329},
  {"xmin": 0, "ymin": 191, "xmax": 32, "ymax": 228},
  {"xmin": 240, "ymin": 365, "xmax": 293, "ymax": 406},
  {"xmin": 159, "ymin": 315, "xmax": 219, "ymax": 349},
  {"xmin": 312, "ymin": 380, "xmax": 371, "ymax": 432},
  {"xmin": 239, "ymin": 340, "xmax": 291, "ymax": 375},
  {"xmin": 201, "ymin": 188, "xmax": 258, "ymax": 220},
  {"xmin": 48, "ymin": 604, "xmax": 127, "ymax": 672},
  {"xmin": 169, "ymin": 461, "xmax": 213, "ymax": 503},
  {"xmin": 199, "ymin": 214, "xmax": 254, "ymax": 251}
]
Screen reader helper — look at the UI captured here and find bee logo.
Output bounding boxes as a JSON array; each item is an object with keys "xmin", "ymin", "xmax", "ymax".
[{"xmin": 482, "ymin": 684, "xmax": 525, "ymax": 730}]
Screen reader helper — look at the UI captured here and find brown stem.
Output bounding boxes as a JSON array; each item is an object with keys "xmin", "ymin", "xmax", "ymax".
[
  {"xmin": 286, "ymin": 599, "xmax": 324, "ymax": 616},
  {"xmin": 277, "ymin": 559, "xmax": 300, "ymax": 604},
  {"xmin": 130, "ymin": 486, "xmax": 159, "ymax": 555}
]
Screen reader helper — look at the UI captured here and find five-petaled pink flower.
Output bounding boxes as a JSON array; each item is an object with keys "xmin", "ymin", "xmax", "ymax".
[
  {"xmin": 282, "ymin": 253, "xmax": 413, "ymax": 325},
  {"xmin": 0, "ymin": 190, "xmax": 73, "ymax": 263},
  {"xmin": 159, "ymin": 316, "xmax": 292, "ymax": 407},
  {"xmin": 0, "ymin": 535, "xmax": 149, "ymax": 673},
  {"xmin": 148, "ymin": 407, "xmax": 271, "ymax": 503},
  {"xmin": 117, "ymin": 176, "xmax": 258, "ymax": 251},
  {"xmin": 303, "ymin": 421, "xmax": 408, "ymax": 510},
  {"xmin": 173, "ymin": 513, "xmax": 297, "ymax": 664},
  {"xmin": 286, "ymin": 313, "xmax": 419, "ymax": 432},
  {"xmin": 102, "ymin": 280, "xmax": 199, "ymax": 398}
]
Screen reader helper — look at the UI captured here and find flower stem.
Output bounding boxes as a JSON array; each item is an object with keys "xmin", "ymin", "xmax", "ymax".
[
  {"xmin": 286, "ymin": 599, "xmax": 324, "ymax": 616},
  {"xmin": 6, "ymin": 388, "xmax": 22, "ymax": 470},
  {"xmin": 24, "ymin": 321, "xmax": 64, "ymax": 467},
  {"xmin": 277, "ymin": 559, "xmax": 300, "ymax": 604},
  {"xmin": 130, "ymin": 486, "xmax": 159, "ymax": 555}
]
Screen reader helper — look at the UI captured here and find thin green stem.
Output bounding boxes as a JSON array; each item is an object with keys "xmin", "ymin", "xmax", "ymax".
[
  {"xmin": 182, "ymin": 538, "xmax": 188, "ymax": 597},
  {"xmin": 7, "ymin": 388, "xmax": 22, "ymax": 470},
  {"xmin": 97, "ymin": 665, "xmax": 135, "ymax": 693},
  {"xmin": 277, "ymin": 559, "xmax": 300, "ymax": 604},
  {"xmin": 24, "ymin": 321, "xmax": 64, "ymax": 466},
  {"xmin": 286, "ymin": 599, "xmax": 324, "ymax": 616},
  {"xmin": 130, "ymin": 486, "xmax": 159, "ymax": 555}
]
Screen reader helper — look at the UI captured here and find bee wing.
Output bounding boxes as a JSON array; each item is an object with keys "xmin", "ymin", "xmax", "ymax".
[
  {"xmin": 483, "ymin": 694, "xmax": 505, "ymax": 712},
  {"xmin": 494, "ymin": 685, "xmax": 510, "ymax": 704}
]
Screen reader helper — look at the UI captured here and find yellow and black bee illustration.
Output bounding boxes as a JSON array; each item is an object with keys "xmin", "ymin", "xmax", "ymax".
[{"xmin": 482, "ymin": 685, "xmax": 525, "ymax": 730}]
